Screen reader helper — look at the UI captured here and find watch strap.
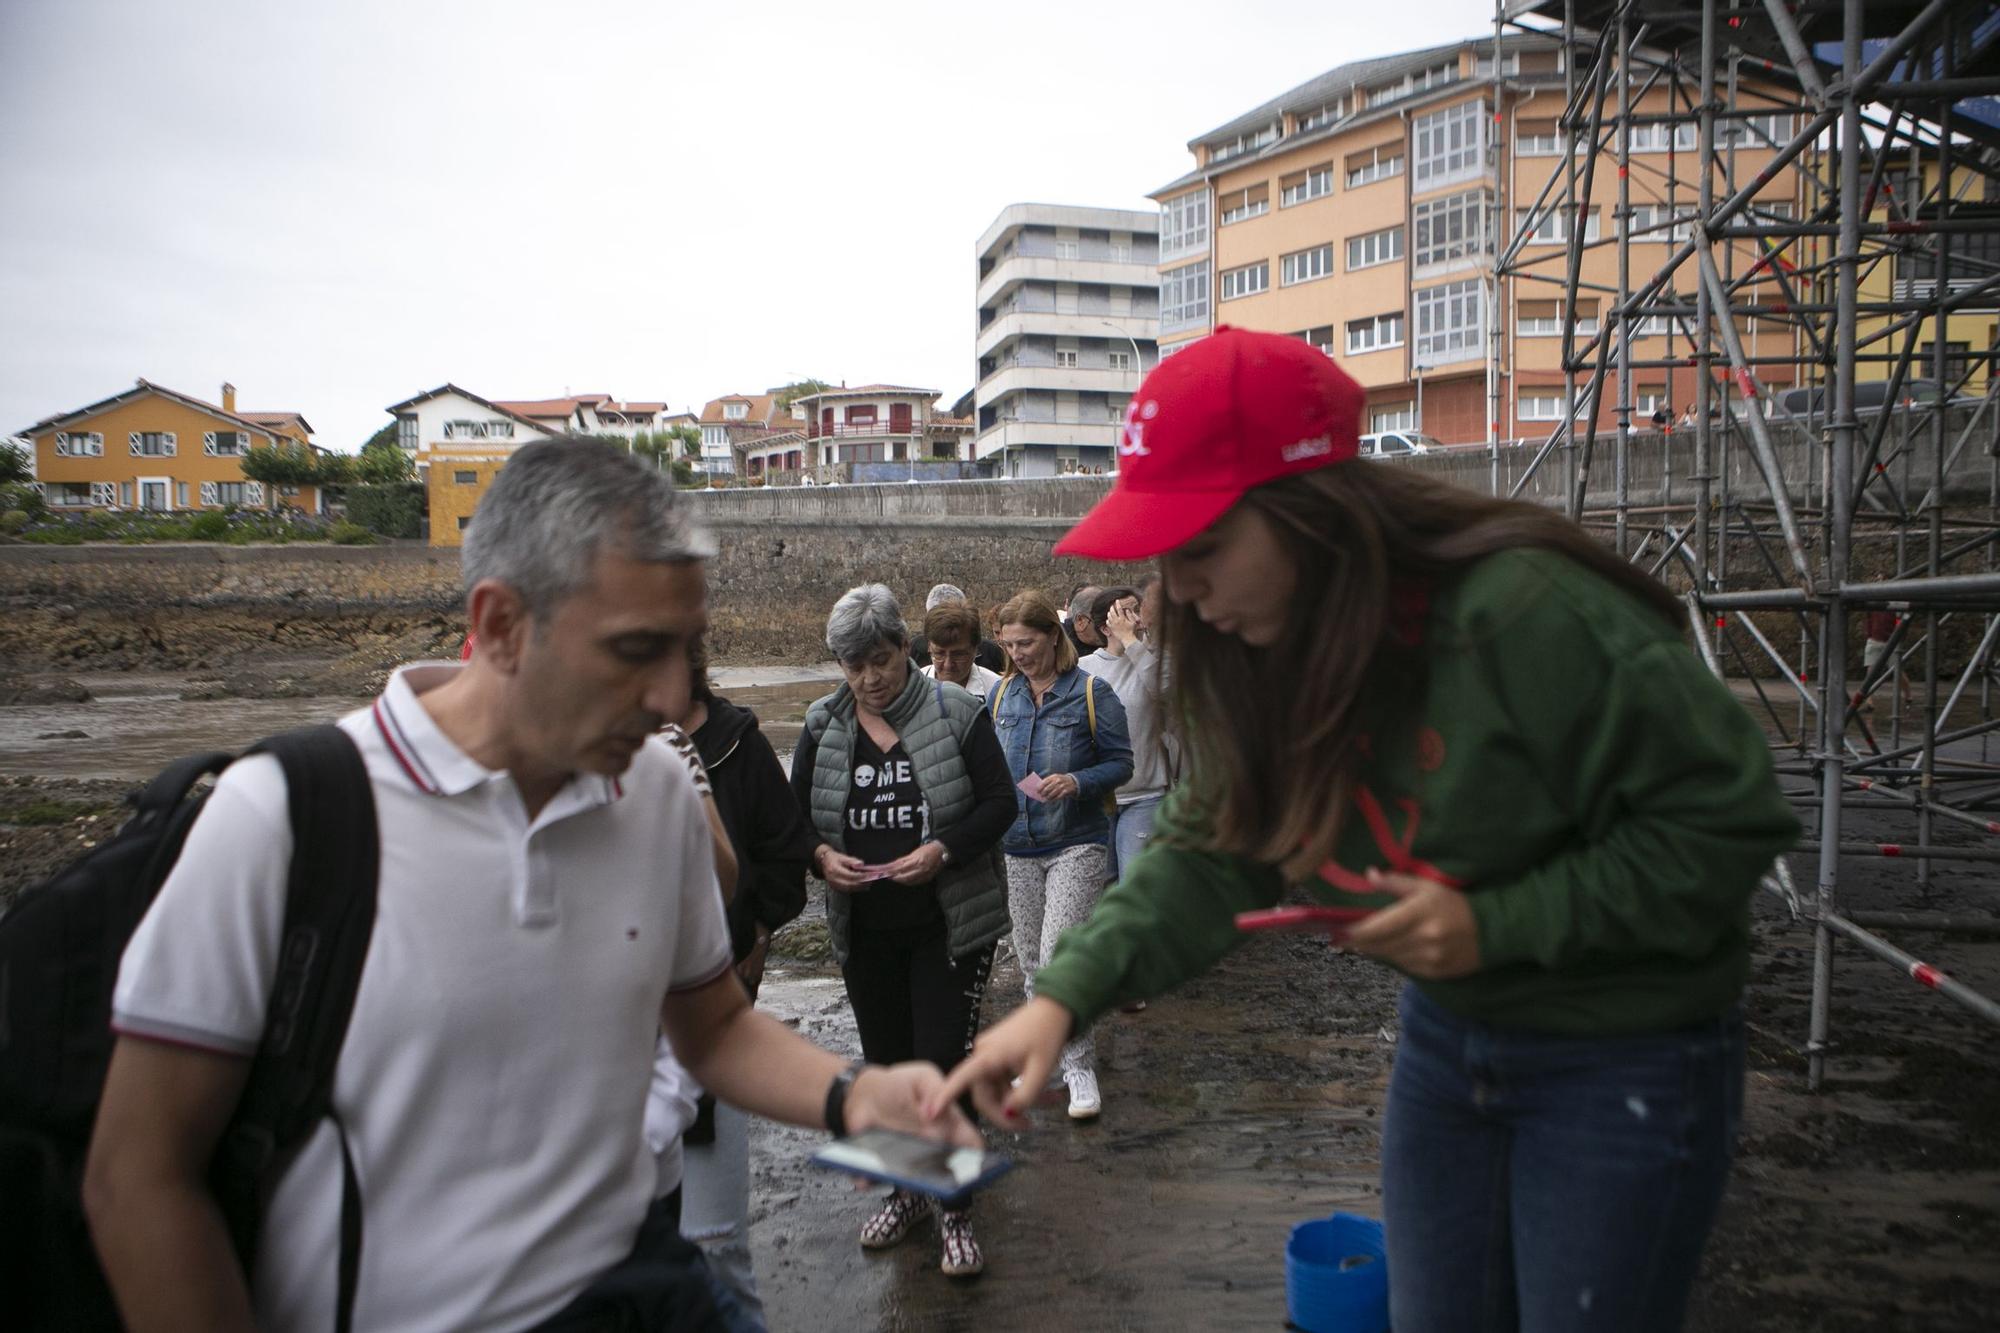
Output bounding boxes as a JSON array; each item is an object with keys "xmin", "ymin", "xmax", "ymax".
[{"xmin": 823, "ymin": 1059, "xmax": 867, "ymax": 1138}]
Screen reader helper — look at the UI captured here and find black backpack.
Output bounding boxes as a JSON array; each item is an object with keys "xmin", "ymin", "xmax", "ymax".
[{"xmin": 0, "ymin": 726, "xmax": 379, "ymax": 1332}]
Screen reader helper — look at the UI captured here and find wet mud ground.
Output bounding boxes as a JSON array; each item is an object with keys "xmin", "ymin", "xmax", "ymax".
[
  {"xmin": 3, "ymin": 678, "xmax": 1997, "ymax": 1329},
  {"xmin": 747, "ymin": 809, "xmax": 2000, "ymax": 1332}
]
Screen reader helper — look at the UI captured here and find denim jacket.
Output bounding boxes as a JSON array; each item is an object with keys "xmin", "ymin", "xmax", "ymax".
[{"xmin": 989, "ymin": 667, "xmax": 1135, "ymax": 855}]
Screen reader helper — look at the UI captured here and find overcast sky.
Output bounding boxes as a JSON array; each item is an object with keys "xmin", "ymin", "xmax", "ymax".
[{"xmin": 2, "ymin": 0, "xmax": 1503, "ymax": 450}]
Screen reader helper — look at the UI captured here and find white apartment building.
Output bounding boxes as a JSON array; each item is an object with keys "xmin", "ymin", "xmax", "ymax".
[{"xmin": 973, "ymin": 204, "xmax": 1160, "ymax": 478}]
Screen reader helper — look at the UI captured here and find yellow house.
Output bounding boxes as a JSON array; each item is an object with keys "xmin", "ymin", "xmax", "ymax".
[
  {"xmin": 1850, "ymin": 154, "xmax": 1997, "ymax": 400},
  {"xmin": 425, "ymin": 443, "xmax": 513, "ymax": 547},
  {"xmin": 18, "ymin": 380, "xmax": 326, "ymax": 514}
]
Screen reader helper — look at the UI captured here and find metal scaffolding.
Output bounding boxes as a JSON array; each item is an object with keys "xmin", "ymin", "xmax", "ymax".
[{"xmin": 1493, "ymin": 0, "xmax": 2000, "ymax": 1086}]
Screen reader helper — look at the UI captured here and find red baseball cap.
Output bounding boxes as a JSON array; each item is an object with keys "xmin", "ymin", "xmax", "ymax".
[{"xmin": 1054, "ymin": 326, "xmax": 1365, "ymax": 561}]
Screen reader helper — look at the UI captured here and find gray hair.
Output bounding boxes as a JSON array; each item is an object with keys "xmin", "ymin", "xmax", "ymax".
[
  {"xmin": 461, "ymin": 436, "xmax": 715, "ymax": 618},
  {"xmin": 827, "ymin": 583, "xmax": 908, "ymax": 664},
  {"xmin": 1067, "ymin": 585, "xmax": 1103, "ymax": 625},
  {"xmin": 925, "ymin": 583, "xmax": 968, "ymax": 611}
]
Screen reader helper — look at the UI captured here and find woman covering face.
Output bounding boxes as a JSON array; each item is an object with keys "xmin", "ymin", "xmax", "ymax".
[{"xmin": 932, "ymin": 327, "xmax": 1797, "ymax": 1331}]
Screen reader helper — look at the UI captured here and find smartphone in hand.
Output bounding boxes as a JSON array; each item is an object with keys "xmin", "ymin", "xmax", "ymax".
[{"xmin": 811, "ymin": 1129, "xmax": 1013, "ymax": 1206}]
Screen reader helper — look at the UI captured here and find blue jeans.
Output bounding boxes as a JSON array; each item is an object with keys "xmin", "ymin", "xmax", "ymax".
[
  {"xmin": 1106, "ymin": 793, "xmax": 1162, "ymax": 881},
  {"xmin": 1380, "ymin": 985, "xmax": 1743, "ymax": 1333},
  {"xmin": 681, "ymin": 1102, "xmax": 765, "ymax": 1329}
]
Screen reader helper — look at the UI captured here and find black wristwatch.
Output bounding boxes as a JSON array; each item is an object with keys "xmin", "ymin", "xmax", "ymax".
[{"xmin": 823, "ymin": 1059, "xmax": 868, "ymax": 1138}]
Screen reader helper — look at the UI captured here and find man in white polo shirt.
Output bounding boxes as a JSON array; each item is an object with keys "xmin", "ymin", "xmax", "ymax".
[{"xmin": 83, "ymin": 439, "xmax": 976, "ymax": 1333}]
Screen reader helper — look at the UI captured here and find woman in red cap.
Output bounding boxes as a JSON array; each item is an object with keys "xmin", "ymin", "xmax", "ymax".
[{"xmin": 929, "ymin": 328, "xmax": 1797, "ymax": 1331}]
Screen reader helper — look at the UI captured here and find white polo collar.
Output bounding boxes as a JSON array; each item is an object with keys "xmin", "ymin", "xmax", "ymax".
[{"xmin": 372, "ymin": 663, "xmax": 624, "ymax": 806}]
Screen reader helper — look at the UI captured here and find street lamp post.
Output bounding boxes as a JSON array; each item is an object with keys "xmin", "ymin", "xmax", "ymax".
[{"xmin": 1097, "ymin": 319, "xmax": 1146, "ymax": 473}]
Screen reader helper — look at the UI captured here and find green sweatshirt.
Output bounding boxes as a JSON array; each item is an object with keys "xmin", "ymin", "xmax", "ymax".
[{"xmin": 1033, "ymin": 547, "xmax": 1799, "ymax": 1038}]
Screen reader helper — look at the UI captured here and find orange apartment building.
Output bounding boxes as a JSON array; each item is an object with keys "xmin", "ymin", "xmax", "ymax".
[
  {"xmin": 17, "ymin": 379, "xmax": 325, "ymax": 513},
  {"xmin": 1152, "ymin": 34, "xmax": 1803, "ymax": 444}
]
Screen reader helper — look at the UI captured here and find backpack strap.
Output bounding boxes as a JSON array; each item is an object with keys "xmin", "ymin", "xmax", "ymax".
[
  {"xmin": 1084, "ymin": 674, "xmax": 1097, "ymax": 741},
  {"xmin": 212, "ymin": 725, "xmax": 379, "ymax": 1333}
]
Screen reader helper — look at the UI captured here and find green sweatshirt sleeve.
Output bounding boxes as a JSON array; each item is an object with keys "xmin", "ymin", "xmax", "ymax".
[
  {"xmin": 1468, "ymin": 625, "xmax": 1800, "ymax": 972},
  {"xmin": 1031, "ymin": 784, "xmax": 1284, "ymax": 1029}
]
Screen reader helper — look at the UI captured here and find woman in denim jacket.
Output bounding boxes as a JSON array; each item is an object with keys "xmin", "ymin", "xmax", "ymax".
[{"xmin": 988, "ymin": 589, "xmax": 1133, "ymax": 1120}]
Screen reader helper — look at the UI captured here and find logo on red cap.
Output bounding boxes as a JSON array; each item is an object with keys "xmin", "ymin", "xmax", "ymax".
[{"xmin": 1119, "ymin": 399, "xmax": 1157, "ymax": 458}]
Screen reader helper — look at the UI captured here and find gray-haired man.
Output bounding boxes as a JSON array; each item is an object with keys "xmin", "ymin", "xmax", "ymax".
[{"xmin": 86, "ymin": 439, "xmax": 976, "ymax": 1332}]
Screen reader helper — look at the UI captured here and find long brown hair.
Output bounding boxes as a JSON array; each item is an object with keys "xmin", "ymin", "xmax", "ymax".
[
  {"xmin": 993, "ymin": 589, "xmax": 1078, "ymax": 683},
  {"xmin": 1164, "ymin": 462, "xmax": 1678, "ymax": 880}
]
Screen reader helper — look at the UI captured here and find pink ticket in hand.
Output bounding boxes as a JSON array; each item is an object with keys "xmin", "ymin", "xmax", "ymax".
[
  {"xmin": 854, "ymin": 865, "xmax": 896, "ymax": 882},
  {"xmin": 1017, "ymin": 773, "xmax": 1048, "ymax": 801}
]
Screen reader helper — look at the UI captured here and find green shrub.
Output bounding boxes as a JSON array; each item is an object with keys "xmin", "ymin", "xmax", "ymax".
[
  {"xmin": 0, "ymin": 481, "xmax": 45, "ymax": 518},
  {"xmin": 0, "ymin": 510, "xmax": 28, "ymax": 535},
  {"xmin": 328, "ymin": 521, "xmax": 376, "ymax": 545},
  {"xmin": 345, "ymin": 482, "xmax": 424, "ymax": 539},
  {"xmin": 187, "ymin": 511, "xmax": 229, "ymax": 540},
  {"xmin": 22, "ymin": 524, "xmax": 85, "ymax": 544}
]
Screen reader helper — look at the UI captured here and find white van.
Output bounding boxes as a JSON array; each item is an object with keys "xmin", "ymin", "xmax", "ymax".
[{"xmin": 1357, "ymin": 430, "xmax": 1443, "ymax": 459}]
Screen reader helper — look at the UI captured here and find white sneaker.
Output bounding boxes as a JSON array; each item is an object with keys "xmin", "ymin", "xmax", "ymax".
[{"xmin": 1064, "ymin": 1069, "xmax": 1101, "ymax": 1120}]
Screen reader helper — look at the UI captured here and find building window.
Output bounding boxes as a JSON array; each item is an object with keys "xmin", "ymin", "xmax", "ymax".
[
  {"xmin": 1626, "ymin": 203, "xmax": 1693, "ymax": 243},
  {"xmin": 458, "ymin": 516, "xmax": 472, "ymax": 531},
  {"xmin": 1209, "ymin": 122, "xmax": 1279, "ymax": 165},
  {"xmin": 1297, "ymin": 326, "xmax": 1336, "ymax": 356},
  {"xmin": 1281, "ymin": 244, "xmax": 1335, "ymax": 287},
  {"xmin": 1055, "ymin": 239, "xmax": 1081, "ymax": 259},
  {"xmin": 46, "ymin": 482, "xmax": 93, "ymax": 507},
  {"xmin": 1414, "ymin": 190, "xmax": 1491, "ymax": 269},
  {"xmin": 130, "ymin": 431, "xmax": 175, "ymax": 456},
  {"xmin": 1719, "ymin": 113, "xmax": 1795, "ymax": 148},
  {"xmin": 207, "ymin": 430, "xmax": 248, "ymax": 456},
  {"xmin": 214, "ymin": 481, "xmax": 248, "ymax": 507},
  {"xmin": 1219, "ymin": 261, "xmax": 1269, "ymax": 301},
  {"xmin": 454, "ymin": 469, "xmax": 478, "ymax": 484},
  {"xmin": 1280, "ymin": 165, "xmax": 1334, "ymax": 207},
  {"xmin": 1297, "ymin": 100, "xmax": 1346, "ymax": 134},
  {"xmin": 1518, "ymin": 391, "xmax": 1586, "ymax": 421},
  {"xmin": 1517, "ymin": 205, "xmax": 1600, "ymax": 245},
  {"xmin": 1218, "ymin": 185, "xmax": 1270, "ymax": 225},
  {"xmin": 1346, "ymin": 225, "xmax": 1405, "ymax": 271},
  {"xmin": 1056, "ymin": 350, "xmax": 1079, "ymax": 368},
  {"xmin": 1515, "ymin": 118, "xmax": 1564, "ymax": 156},
  {"xmin": 1517, "ymin": 298, "xmax": 1600, "ymax": 336},
  {"xmin": 1635, "ymin": 390, "xmax": 1668, "ymax": 419},
  {"xmin": 1627, "ymin": 122, "xmax": 1699, "ymax": 153},
  {"xmin": 1109, "ymin": 239, "xmax": 1133, "ymax": 262},
  {"xmin": 1108, "ymin": 350, "xmax": 1133, "ymax": 372},
  {"xmin": 54, "ymin": 431, "xmax": 104, "ymax": 457},
  {"xmin": 1413, "ymin": 99, "xmax": 1486, "ymax": 189},
  {"xmin": 1371, "ymin": 402, "xmax": 1417, "ymax": 433},
  {"xmin": 1368, "ymin": 61, "xmax": 1458, "ymax": 109},
  {"xmin": 1415, "ymin": 278, "xmax": 1487, "ymax": 366},
  {"xmin": 397, "ymin": 416, "xmax": 417, "ymax": 451},
  {"xmin": 1159, "ymin": 191, "xmax": 1211, "ymax": 260},
  {"xmin": 1346, "ymin": 311, "xmax": 1406, "ymax": 354},
  {"xmin": 120, "ymin": 482, "xmax": 133, "ymax": 507},
  {"xmin": 1346, "ymin": 143, "xmax": 1405, "ymax": 188},
  {"xmin": 724, "ymin": 402, "xmax": 748, "ymax": 420},
  {"xmin": 1474, "ymin": 51, "xmax": 1522, "ymax": 77},
  {"xmin": 1160, "ymin": 260, "xmax": 1211, "ymax": 333}
]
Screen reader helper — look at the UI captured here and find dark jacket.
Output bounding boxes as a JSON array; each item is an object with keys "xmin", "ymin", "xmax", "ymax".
[
  {"xmin": 692, "ymin": 697, "xmax": 812, "ymax": 962},
  {"xmin": 908, "ymin": 631, "xmax": 1006, "ymax": 675}
]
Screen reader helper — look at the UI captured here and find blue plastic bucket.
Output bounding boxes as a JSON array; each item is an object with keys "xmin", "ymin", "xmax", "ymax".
[{"xmin": 1285, "ymin": 1213, "xmax": 1389, "ymax": 1333}]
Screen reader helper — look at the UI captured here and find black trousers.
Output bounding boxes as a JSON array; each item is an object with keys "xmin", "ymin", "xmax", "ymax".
[{"xmin": 841, "ymin": 923, "xmax": 994, "ymax": 1114}]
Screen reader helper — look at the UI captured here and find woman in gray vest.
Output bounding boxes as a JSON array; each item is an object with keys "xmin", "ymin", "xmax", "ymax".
[{"xmin": 790, "ymin": 584, "xmax": 1016, "ymax": 1278}]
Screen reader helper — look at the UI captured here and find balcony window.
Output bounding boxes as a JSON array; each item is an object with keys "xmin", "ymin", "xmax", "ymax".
[
  {"xmin": 1280, "ymin": 165, "xmax": 1334, "ymax": 207},
  {"xmin": 1413, "ymin": 100, "xmax": 1486, "ymax": 189},
  {"xmin": 1160, "ymin": 259, "xmax": 1211, "ymax": 334},
  {"xmin": 1413, "ymin": 190, "xmax": 1491, "ymax": 269},
  {"xmin": 1159, "ymin": 190, "xmax": 1210, "ymax": 261},
  {"xmin": 1414, "ymin": 278, "xmax": 1486, "ymax": 366},
  {"xmin": 1056, "ymin": 350, "xmax": 1079, "ymax": 368}
]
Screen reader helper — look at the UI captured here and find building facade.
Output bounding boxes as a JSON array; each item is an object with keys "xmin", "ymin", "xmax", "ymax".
[
  {"xmin": 777, "ymin": 385, "xmax": 973, "ymax": 483},
  {"xmin": 1151, "ymin": 35, "xmax": 1804, "ymax": 444},
  {"xmin": 973, "ymin": 204, "xmax": 1160, "ymax": 478},
  {"xmin": 17, "ymin": 380, "xmax": 326, "ymax": 514},
  {"xmin": 696, "ymin": 393, "xmax": 804, "ymax": 478}
]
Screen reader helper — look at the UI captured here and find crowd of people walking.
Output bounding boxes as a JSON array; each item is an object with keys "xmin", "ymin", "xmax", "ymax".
[{"xmin": 52, "ymin": 326, "xmax": 1797, "ymax": 1333}]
